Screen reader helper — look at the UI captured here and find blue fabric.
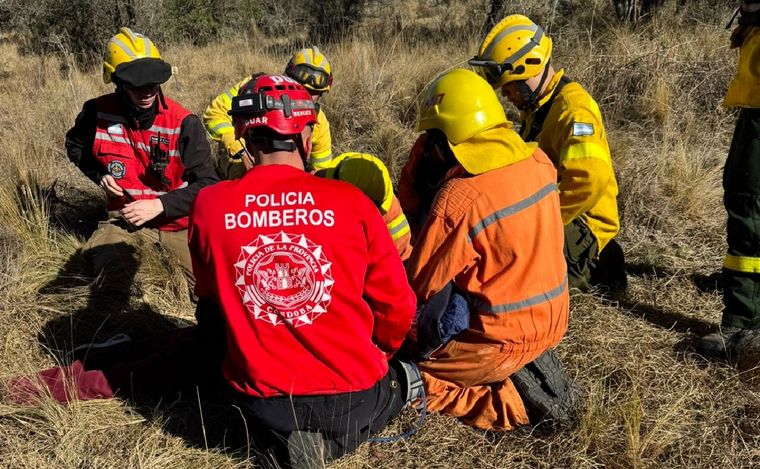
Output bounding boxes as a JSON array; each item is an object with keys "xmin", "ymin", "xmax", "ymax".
[
  {"xmin": 411, "ymin": 283, "xmax": 471, "ymax": 359},
  {"xmin": 438, "ymin": 293, "xmax": 470, "ymax": 344}
]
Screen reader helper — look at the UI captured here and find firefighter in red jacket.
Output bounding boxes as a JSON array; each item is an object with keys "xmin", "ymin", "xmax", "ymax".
[
  {"xmin": 188, "ymin": 74, "xmax": 417, "ymax": 466},
  {"xmin": 65, "ymin": 28, "xmax": 218, "ymax": 291}
]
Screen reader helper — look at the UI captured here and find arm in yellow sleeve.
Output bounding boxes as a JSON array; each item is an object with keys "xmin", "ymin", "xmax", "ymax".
[
  {"xmin": 557, "ymin": 155, "xmax": 611, "ymax": 224},
  {"xmin": 310, "ymin": 109, "xmax": 333, "ymax": 170},
  {"xmin": 202, "ymin": 76, "xmax": 251, "ymax": 155},
  {"xmin": 555, "ymin": 101, "xmax": 613, "ymax": 224}
]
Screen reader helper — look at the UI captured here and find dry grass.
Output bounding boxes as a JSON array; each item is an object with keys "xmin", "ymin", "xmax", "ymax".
[{"xmin": 1, "ymin": 0, "xmax": 759, "ymax": 467}]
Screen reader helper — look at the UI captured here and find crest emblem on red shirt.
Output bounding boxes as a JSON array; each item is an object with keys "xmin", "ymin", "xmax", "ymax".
[
  {"xmin": 235, "ymin": 231, "xmax": 334, "ymax": 327},
  {"xmin": 107, "ymin": 160, "xmax": 125, "ymax": 179}
]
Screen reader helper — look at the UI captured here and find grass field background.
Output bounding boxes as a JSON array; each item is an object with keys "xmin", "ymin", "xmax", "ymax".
[{"xmin": 1, "ymin": 0, "xmax": 759, "ymax": 467}]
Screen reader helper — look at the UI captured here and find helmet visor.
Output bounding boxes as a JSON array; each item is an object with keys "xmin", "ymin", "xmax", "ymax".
[
  {"xmin": 229, "ymin": 91, "xmax": 315, "ymax": 117},
  {"xmin": 289, "ymin": 64, "xmax": 332, "ymax": 90},
  {"xmin": 112, "ymin": 58, "xmax": 172, "ymax": 87},
  {"xmin": 468, "ymin": 57, "xmax": 511, "ymax": 86}
]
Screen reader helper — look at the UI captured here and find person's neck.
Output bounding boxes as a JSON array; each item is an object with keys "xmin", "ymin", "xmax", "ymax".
[
  {"xmin": 537, "ymin": 65, "xmax": 557, "ymax": 100},
  {"xmin": 252, "ymin": 151, "xmax": 305, "ymax": 170}
]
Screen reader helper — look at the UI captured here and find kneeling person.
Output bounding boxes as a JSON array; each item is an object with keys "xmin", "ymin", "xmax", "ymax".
[
  {"xmin": 204, "ymin": 47, "xmax": 334, "ymax": 179},
  {"xmin": 65, "ymin": 28, "xmax": 218, "ymax": 295},
  {"xmin": 470, "ymin": 15, "xmax": 624, "ymax": 292},
  {"xmin": 407, "ymin": 69, "xmax": 574, "ymax": 431},
  {"xmin": 316, "ymin": 152, "xmax": 412, "ymax": 260},
  {"xmin": 189, "ymin": 75, "xmax": 416, "ymax": 464}
]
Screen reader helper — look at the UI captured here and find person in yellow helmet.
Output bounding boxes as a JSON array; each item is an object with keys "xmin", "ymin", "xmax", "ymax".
[
  {"xmin": 696, "ymin": 2, "xmax": 760, "ymax": 363},
  {"xmin": 204, "ymin": 46, "xmax": 334, "ymax": 179},
  {"xmin": 404, "ymin": 68, "xmax": 577, "ymax": 431},
  {"xmin": 315, "ymin": 153, "xmax": 412, "ymax": 260},
  {"xmin": 65, "ymin": 28, "xmax": 218, "ymax": 296},
  {"xmin": 468, "ymin": 14, "xmax": 625, "ymax": 293}
]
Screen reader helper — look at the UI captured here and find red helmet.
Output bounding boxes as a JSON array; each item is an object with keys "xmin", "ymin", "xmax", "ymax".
[{"xmin": 229, "ymin": 74, "xmax": 318, "ymax": 141}]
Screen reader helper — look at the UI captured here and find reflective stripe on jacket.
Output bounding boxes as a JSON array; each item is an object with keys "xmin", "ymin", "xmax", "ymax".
[
  {"xmin": 520, "ymin": 70, "xmax": 620, "ymax": 252},
  {"xmin": 385, "ymin": 196, "xmax": 412, "ymax": 261},
  {"xmin": 203, "ymin": 75, "xmax": 334, "ymax": 168},
  {"xmin": 407, "ymin": 144, "xmax": 569, "ymax": 349},
  {"xmin": 724, "ymin": 26, "xmax": 760, "ymax": 108},
  {"xmin": 93, "ymin": 93, "xmax": 190, "ymax": 231}
]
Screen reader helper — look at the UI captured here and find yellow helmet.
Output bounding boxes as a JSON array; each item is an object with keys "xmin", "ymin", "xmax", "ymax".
[
  {"xmin": 417, "ymin": 68, "xmax": 507, "ymax": 145},
  {"xmin": 103, "ymin": 27, "xmax": 171, "ymax": 86},
  {"xmin": 322, "ymin": 153, "xmax": 393, "ymax": 214},
  {"xmin": 284, "ymin": 46, "xmax": 333, "ymax": 92},
  {"xmin": 468, "ymin": 15, "xmax": 553, "ymax": 89}
]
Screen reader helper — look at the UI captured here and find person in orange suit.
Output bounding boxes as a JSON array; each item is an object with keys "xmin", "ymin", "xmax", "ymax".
[{"xmin": 405, "ymin": 68, "xmax": 579, "ymax": 431}]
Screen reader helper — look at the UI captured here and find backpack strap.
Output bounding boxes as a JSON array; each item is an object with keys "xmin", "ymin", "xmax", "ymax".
[{"xmin": 521, "ymin": 75, "xmax": 572, "ymax": 142}]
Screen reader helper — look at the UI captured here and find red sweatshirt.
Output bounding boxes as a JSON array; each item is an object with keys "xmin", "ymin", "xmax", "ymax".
[{"xmin": 189, "ymin": 164, "xmax": 415, "ymax": 398}]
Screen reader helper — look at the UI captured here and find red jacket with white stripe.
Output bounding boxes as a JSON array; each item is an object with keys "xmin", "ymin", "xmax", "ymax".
[
  {"xmin": 189, "ymin": 164, "xmax": 416, "ymax": 398},
  {"xmin": 65, "ymin": 92, "xmax": 218, "ymax": 231}
]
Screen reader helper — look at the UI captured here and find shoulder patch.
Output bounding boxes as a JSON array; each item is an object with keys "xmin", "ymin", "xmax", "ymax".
[{"xmin": 572, "ymin": 122, "xmax": 594, "ymax": 137}]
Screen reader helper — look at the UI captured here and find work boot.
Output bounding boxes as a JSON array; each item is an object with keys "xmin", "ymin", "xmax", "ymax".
[
  {"xmin": 287, "ymin": 431, "xmax": 326, "ymax": 469},
  {"xmin": 590, "ymin": 239, "xmax": 628, "ymax": 294},
  {"xmin": 512, "ymin": 349, "xmax": 582, "ymax": 429},
  {"xmin": 729, "ymin": 329, "xmax": 760, "ymax": 369},
  {"xmin": 695, "ymin": 326, "xmax": 741, "ymax": 359}
]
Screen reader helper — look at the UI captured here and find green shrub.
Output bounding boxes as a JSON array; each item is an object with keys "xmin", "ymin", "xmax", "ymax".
[
  {"xmin": 158, "ymin": 0, "xmax": 262, "ymax": 45},
  {"xmin": 6, "ymin": 0, "xmax": 262, "ymax": 69},
  {"xmin": 11, "ymin": 0, "xmax": 122, "ymax": 67}
]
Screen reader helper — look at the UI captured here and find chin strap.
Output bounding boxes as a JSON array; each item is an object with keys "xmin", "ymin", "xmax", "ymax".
[
  {"xmin": 518, "ymin": 61, "xmax": 552, "ymax": 111},
  {"xmin": 295, "ymin": 132, "xmax": 313, "ymax": 172},
  {"xmin": 158, "ymin": 86, "xmax": 168, "ymax": 110}
]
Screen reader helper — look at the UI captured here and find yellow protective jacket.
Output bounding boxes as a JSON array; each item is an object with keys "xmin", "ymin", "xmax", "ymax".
[
  {"xmin": 520, "ymin": 69, "xmax": 620, "ymax": 252},
  {"xmin": 724, "ymin": 26, "xmax": 760, "ymax": 108},
  {"xmin": 203, "ymin": 75, "xmax": 334, "ymax": 169},
  {"xmin": 316, "ymin": 153, "xmax": 412, "ymax": 261}
]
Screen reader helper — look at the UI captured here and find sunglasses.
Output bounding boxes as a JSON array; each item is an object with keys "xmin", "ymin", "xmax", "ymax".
[
  {"xmin": 290, "ymin": 64, "xmax": 332, "ymax": 90},
  {"xmin": 468, "ymin": 58, "xmax": 516, "ymax": 85}
]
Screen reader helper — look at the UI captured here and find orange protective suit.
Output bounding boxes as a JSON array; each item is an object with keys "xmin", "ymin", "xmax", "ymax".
[{"xmin": 406, "ymin": 126, "xmax": 570, "ymax": 430}]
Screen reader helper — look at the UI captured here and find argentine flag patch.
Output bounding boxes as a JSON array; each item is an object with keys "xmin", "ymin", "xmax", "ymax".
[{"xmin": 572, "ymin": 122, "xmax": 594, "ymax": 136}]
